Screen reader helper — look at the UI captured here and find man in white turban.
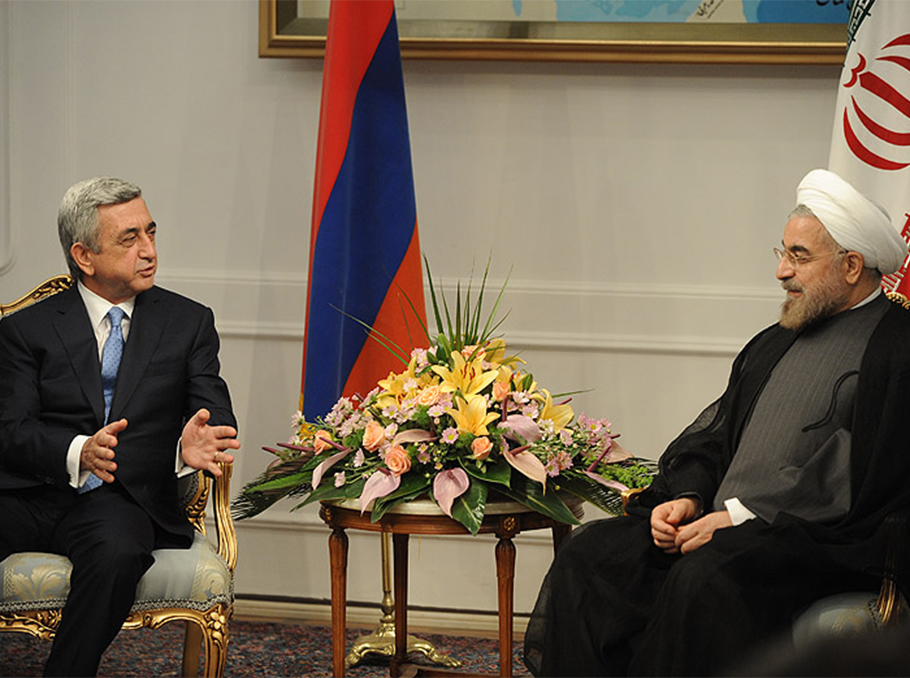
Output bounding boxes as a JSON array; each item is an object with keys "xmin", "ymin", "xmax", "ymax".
[
  {"xmin": 525, "ymin": 170, "xmax": 910, "ymax": 677},
  {"xmin": 777, "ymin": 169, "xmax": 908, "ymax": 331}
]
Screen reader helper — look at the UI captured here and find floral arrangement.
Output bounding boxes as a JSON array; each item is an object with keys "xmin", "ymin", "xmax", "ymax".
[{"xmin": 232, "ymin": 263, "xmax": 655, "ymax": 534}]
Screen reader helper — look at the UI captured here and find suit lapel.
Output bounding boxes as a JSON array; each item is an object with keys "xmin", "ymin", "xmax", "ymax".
[
  {"xmin": 109, "ymin": 287, "xmax": 164, "ymax": 420},
  {"xmin": 52, "ymin": 288, "xmax": 105, "ymax": 425}
]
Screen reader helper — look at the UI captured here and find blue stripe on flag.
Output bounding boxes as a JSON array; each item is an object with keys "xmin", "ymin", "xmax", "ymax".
[{"xmin": 303, "ymin": 16, "xmax": 417, "ymax": 419}]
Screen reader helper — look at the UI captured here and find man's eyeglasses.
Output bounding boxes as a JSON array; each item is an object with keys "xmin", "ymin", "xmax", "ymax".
[{"xmin": 773, "ymin": 247, "xmax": 846, "ymax": 269}]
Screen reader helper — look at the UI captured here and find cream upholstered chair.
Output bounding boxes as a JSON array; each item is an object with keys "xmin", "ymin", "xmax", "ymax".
[{"xmin": 0, "ymin": 275, "xmax": 238, "ymax": 677}]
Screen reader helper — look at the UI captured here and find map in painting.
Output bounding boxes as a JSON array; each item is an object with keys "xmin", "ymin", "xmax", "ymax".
[
  {"xmin": 517, "ymin": 0, "xmax": 847, "ymax": 22},
  {"xmin": 383, "ymin": 0, "xmax": 849, "ymax": 24},
  {"xmin": 300, "ymin": 1, "xmax": 849, "ymax": 26}
]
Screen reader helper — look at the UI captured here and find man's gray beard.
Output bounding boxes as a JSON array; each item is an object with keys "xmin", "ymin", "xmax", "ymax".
[{"xmin": 780, "ymin": 275, "xmax": 851, "ymax": 331}]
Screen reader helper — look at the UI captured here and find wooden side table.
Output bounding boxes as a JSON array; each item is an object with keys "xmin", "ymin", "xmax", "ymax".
[{"xmin": 319, "ymin": 496, "xmax": 583, "ymax": 677}]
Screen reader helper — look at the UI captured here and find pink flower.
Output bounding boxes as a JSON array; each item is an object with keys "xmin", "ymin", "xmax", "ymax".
[
  {"xmin": 471, "ymin": 436, "xmax": 493, "ymax": 461},
  {"xmin": 385, "ymin": 445, "xmax": 412, "ymax": 476},
  {"xmin": 313, "ymin": 430, "xmax": 334, "ymax": 453},
  {"xmin": 362, "ymin": 420, "xmax": 386, "ymax": 451}
]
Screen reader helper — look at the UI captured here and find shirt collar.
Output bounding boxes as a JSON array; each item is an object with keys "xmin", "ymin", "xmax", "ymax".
[
  {"xmin": 850, "ymin": 287, "xmax": 882, "ymax": 310},
  {"xmin": 76, "ymin": 280, "xmax": 135, "ymax": 329}
]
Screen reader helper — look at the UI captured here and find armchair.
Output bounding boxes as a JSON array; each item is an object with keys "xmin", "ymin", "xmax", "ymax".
[
  {"xmin": 0, "ymin": 275, "xmax": 238, "ymax": 677},
  {"xmin": 792, "ymin": 510, "xmax": 908, "ymax": 644}
]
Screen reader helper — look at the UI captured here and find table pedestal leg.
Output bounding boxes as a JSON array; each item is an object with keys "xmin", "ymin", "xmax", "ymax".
[
  {"xmin": 329, "ymin": 527, "xmax": 349, "ymax": 678},
  {"xmin": 346, "ymin": 532, "xmax": 462, "ymax": 670},
  {"xmin": 391, "ymin": 532, "xmax": 410, "ymax": 678},
  {"xmin": 551, "ymin": 522, "xmax": 572, "ymax": 554},
  {"xmin": 495, "ymin": 537, "xmax": 516, "ymax": 678}
]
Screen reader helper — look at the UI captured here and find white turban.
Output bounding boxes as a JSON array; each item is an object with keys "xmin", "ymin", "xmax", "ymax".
[{"xmin": 796, "ymin": 169, "xmax": 907, "ymax": 274}]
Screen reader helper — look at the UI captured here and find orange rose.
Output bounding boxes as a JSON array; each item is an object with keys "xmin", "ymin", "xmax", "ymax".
[
  {"xmin": 492, "ymin": 381, "xmax": 510, "ymax": 403},
  {"xmin": 471, "ymin": 436, "xmax": 493, "ymax": 461},
  {"xmin": 313, "ymin": 430, "xmax": 334, "ymax": 453},
  {"xmin": 362, "ymin": 420, "xmax": 386, "ymax": 452},
  {"xmin": 385, "ymin": 445, "xmax": 412, "ymax": 476},
  {"xmin": 417, "ymin": 385, "xmax": 441, "ymax": 407}
]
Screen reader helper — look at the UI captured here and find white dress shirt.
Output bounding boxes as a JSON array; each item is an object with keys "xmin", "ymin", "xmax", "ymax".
[{"xmin": 66, "ymin": 282, "xmax": 187, "ymax": 488}]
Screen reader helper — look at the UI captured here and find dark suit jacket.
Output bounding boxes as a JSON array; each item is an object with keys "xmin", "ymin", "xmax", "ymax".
[{"xmin": 0, "ymin": 285, "xmax": 236, "ymax": 543}]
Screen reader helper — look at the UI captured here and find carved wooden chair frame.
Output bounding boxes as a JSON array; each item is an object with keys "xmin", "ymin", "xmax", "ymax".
[{"xmin": 0, "ymin": 275, "xmax": 238, "ymax": 677}]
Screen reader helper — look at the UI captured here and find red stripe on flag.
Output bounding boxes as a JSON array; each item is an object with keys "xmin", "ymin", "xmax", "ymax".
[
  {"xmin": 302, "ymin": 0, "xmax": 395, "ymax": 408},
  {"xmin": 859, "ymin": 70, "xmax": 910, "ymax": 118},
  {"xmin": 852, "ymin": 99, "xmax": 910, "ymax": 145},
  {"xmin": 342, "ymin": 222, "xmax": 426, "ymax": 400},
  {"xmin": 311, "ymin": 1, "xmax": 393, "ymax": 244},
  {"xmin": 843, "ymin": 109, "xmax": 910, "ymax": 170},
  {"xmin": 884, "ymin": 34, "xmax": 910, "ymax": 49},
  {"xmin": 877, "ymin": 54, "xmax": 910, "ymax": 73}
]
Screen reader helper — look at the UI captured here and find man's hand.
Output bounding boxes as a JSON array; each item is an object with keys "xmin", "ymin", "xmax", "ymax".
[
  {"xmin": 80, "ymin": 418, "xmax": 128, "ymax": 484},
  {"xmin": 651, "ymin": 498, "xmax": 700, "ymax": 554},
  {"xmin": 180, "ymin": 408, "xmax": 240, "ymax": 476},
  {"xmin": 674, "ymin": 510, "xmax": 732, "ymax": 554}
]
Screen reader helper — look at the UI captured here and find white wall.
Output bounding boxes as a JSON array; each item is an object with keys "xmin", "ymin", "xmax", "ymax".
[{"xmin": 1, "ymin": 0, "xmax": 842, "ymax": 621}]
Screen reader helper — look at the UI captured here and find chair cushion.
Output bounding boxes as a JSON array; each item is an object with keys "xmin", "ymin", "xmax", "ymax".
[
  {"xmin": 0, "ymin": 532, "xmax": 231, "ymax": 615},
  {"xmin": 792, "ymin": 592, "xmax": 883, "ymax": 646}
]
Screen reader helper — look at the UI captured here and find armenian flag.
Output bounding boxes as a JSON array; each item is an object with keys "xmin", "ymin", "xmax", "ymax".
[{"xmin": 301, "ymin": 0, "xmax": 427, "ymax": 420}]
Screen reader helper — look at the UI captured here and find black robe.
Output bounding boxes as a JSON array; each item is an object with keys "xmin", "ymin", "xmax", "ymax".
[{"xmin": 524, "ymin": 298, "xmax": 910, "ymax": 677}]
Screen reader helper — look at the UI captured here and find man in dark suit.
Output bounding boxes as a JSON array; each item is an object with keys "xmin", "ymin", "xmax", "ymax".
[{"xmin": 0, "ymin": 177, "xmax": 240, "ymax": 676}]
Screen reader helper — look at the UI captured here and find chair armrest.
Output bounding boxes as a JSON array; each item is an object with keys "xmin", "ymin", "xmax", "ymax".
[
  {"xmin": 621, "ymin": 487, "xmax": 646, "ymax": 515},
  {"xmin": 212, "ymin": 461, "xmax": 238, "ymax": 572},
  {"xmin": 876, "ymin": 510, "xmax": 908, "ymax": 625}
]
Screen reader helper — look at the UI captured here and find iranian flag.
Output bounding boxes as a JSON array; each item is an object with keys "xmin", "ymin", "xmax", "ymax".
[{"xmin": 828, "ymin": 0, "xmax": 910, "ymax": 294}]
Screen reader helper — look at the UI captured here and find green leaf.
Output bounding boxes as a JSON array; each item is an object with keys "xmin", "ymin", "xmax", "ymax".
[
  {"xmin": 447, "ymin": 479, "xmax": 488, "ymax": 535},
  {"xmin": 555, "ymin": 473, "xmax": 625, "ymax": 517},
  {"xmin": 296, "ymin": 477, "xmax": 365, "ymax": 509},
  {"xmin": 329, "ymin": 305, "xmax": 411, "ymax": 366},
  {"xmin": 494, "ymin": 475, "xmax": 581, "ymax": 526},
  {"xmin": 244, "ymin": 470, "xmax": 311, "ymax": 494},
  {"xmin": 461, "ymin": 456, "xmax": 512, "ymax": 487},
  {"xmin": 424, "ymin": 256, "xmax": 446, "ymax": 341},
  {"xmin": 371, "ymin": 474, "xmax": 432, "ymax": 521}
]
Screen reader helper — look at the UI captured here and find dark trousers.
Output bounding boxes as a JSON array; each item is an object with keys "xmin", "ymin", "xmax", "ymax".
[
  {"xmin": 0, "ymin": 482, "xmax": 159, "ymax": 677},
  {"xmin": 524, "ymin": 516, "xmax": 877, "ymax": 677}
]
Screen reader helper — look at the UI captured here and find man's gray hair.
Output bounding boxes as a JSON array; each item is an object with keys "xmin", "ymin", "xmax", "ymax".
[
  {"xmin": 58, "ymin": 177, "xmax": 142, "ymax": 280},
  {"xmin": 789, "ymin": 204, "xmax": 817, "ymax": 221}
]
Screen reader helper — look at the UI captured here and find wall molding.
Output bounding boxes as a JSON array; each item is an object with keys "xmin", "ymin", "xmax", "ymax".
[
  {"xmin": 234, "ymin": 597, "xmax": 526, "ymax": 636},
  {"xmin": 159, "ymin": 269, "xmax": 778, "ymax": 358},
  {"xmin": 0, "ymin": 0, "xmax": 13, "ymax": 276},
  {"xmin": 159, "ymin": 268, "xmax": 779, "ymax": 302}
]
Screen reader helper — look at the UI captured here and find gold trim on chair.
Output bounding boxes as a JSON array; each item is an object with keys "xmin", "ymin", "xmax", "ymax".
[
  {"xmin": 0, "ymin": 272, "xmax": 238, "ymax": 678},
  {"xmin": 0, "ymin": 467, "xmax": 237, "ymax": 677},
  {"xmin": 0, "ymin": 275, "xmax": 73, "ymax": 316}
]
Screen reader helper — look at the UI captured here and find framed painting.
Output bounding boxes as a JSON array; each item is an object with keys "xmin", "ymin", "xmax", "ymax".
[{"xmin": 259, "ymin": 0, "xmax": 849, "ymax": 65}]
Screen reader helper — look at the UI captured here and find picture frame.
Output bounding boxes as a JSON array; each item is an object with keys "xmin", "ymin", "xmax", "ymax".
[{"xmin": 258, "ymin": 0, "xmax": 847, "ymax": 65}]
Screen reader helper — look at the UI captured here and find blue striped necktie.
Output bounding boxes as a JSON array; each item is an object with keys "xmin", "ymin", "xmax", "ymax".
[{"xmin": 79, "ymin": 306, "xmax": 126, "ymax": 494}]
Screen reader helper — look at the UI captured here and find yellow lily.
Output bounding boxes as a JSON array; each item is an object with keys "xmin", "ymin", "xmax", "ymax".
[
  {"xmin": 448, "ymin": 394, "xmax": 500, "ymax": 436},
  {"xmin": 376, "ymin": 355, "xmax": 438, "ymax": 410},
  {"xmin": 485, "ymin": 338, "xmax": 525, "ymax": 370},
  {"xmin": 537, "ymin": 389, "xmax": 574, "ymax": 431},
  {"xmin": 431, "ymin": 351, "xmax": 498, "ymax": 396}
]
